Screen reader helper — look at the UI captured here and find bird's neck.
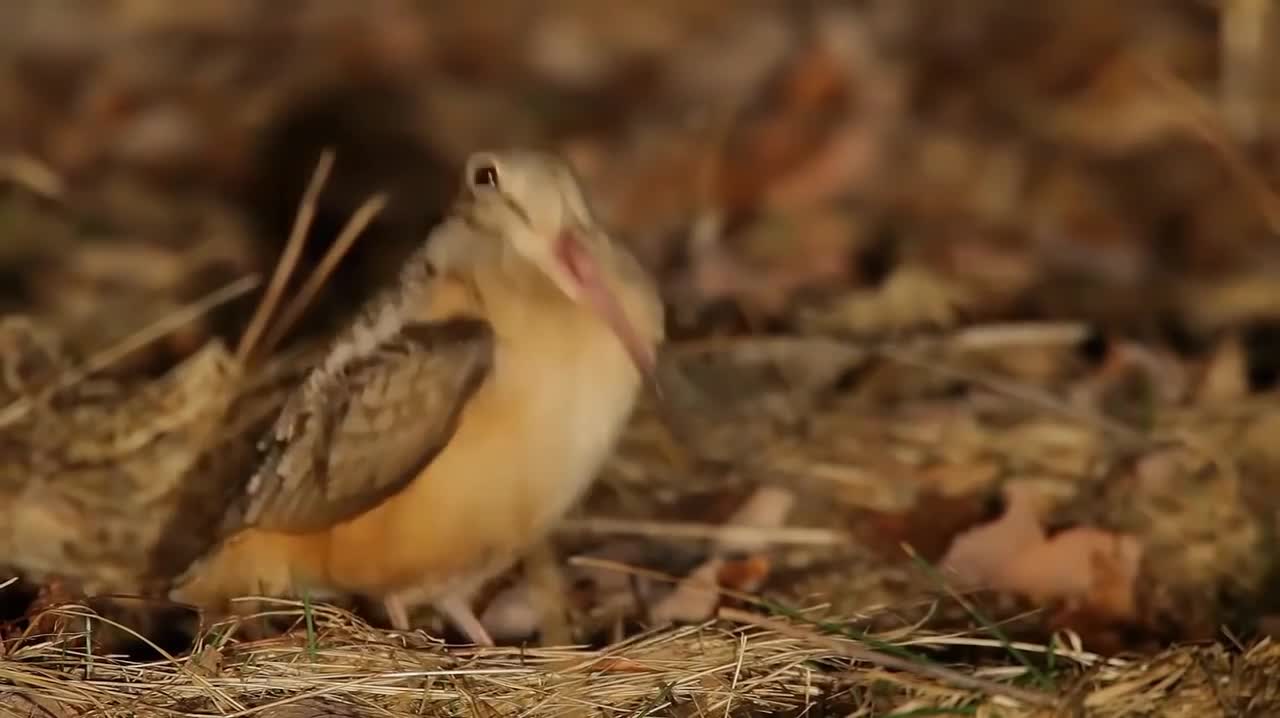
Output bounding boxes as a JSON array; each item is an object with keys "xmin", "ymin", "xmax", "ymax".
[
  {"xmin": 472, "ymin": 250, "xmax": 580, "ymax": 332},
  {"xmin": 429, "ymin": 217, "xmax": 663, "ymax": 349}
]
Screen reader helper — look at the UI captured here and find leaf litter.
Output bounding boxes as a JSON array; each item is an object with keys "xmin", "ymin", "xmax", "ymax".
[{"xmin": 3, "ymin": 0, "xmax": 1280, "ymax": 715}]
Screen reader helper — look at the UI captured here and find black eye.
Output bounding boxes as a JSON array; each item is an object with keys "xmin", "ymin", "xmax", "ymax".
[{"xmin": 472, "ymin": 164, "xmax": 499, "ymax": 188}]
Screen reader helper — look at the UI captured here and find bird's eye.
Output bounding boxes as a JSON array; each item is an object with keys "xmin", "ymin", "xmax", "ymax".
[{"xmin": 472, "ymin": 164, "xmax": 499, "ymax": 189}]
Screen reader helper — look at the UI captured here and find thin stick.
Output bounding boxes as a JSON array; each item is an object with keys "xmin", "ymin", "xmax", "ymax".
[
  {"xmin": 558, "ymin": 517, "xmax": 850, "ymax": 547},
  {"xmin": 567, "ymin": 555, "xmax": 761, "ymax": 606},
  {"xmin": 0, "ymin": 274, "xmax": 261, "ymax": 428},
  {"xmin": 258, "ymin": 192, "xmax": 389, "ymax": 358},
  {"xmin": 664, "ymin": 321, "xmax": 1090, "ymax": 361},
  {"xmin": 1220, "ymin": 0, "xmax": 1270, "ymax": 142},
  {"xmin": 237, "ymin": 150, "xmax": 335, "ymax": 365},
  {"xmin": 717, "ymin": 607, "xmax": 1058, "ymax": 708},
  {"xmin": 0, "ymin": 153, "xmax": 65, "ymax": 201},
  {"xmin": 948, "ymin": 321, "xmax": 1092, "ymax": 352}
]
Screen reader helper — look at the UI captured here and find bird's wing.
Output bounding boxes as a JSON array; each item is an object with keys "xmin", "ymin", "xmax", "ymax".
[{"xmin": 228, "ymin": 268, "xmax": 494, "ymax": 534}]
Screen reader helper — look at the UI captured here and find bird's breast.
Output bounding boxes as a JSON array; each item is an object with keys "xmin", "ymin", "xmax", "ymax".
[
  {"xmin": 488, "ymin": 311, "xmax": 643, "ymax": 525},
  {"xmin": 335, "ymin": 307, "xmax": 645, "ymax": 591}
]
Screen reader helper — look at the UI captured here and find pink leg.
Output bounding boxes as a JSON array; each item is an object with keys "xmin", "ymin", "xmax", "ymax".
[
  {"xmin": 383, "ymin": 595, "xmax": 411, "ymax": 631},
  {"xmin": 434, "ymin": 593, "xmax": 494, "ymax": 647}
]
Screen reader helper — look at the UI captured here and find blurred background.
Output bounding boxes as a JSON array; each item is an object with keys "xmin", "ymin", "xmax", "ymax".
[
  {"xmin": 4, "ymin": 0, "xmax": 1280, "ymax": 365},
  {"xmin": 5, "ymin": 0, "xmax": 1280, "ymax": 662}
]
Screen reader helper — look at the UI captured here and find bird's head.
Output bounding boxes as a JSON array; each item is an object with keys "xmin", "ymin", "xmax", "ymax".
[{"xmin": 459, "ymin": 149, "xmax": 657, "ymax": 381}]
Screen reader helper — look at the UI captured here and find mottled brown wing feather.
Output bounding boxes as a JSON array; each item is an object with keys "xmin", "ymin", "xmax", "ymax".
[{"xmin": 233, "ymin": 317, "xmax": 493, "ymax": 534}]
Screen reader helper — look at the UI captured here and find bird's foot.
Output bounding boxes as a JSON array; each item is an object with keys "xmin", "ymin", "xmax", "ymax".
[
  {"xmin": 434, "ymin": 593, "xmax": 494, "ymax": 647},
  {"xmin": 383, "ymin": 593, "xmax": 493, "ymax": 647},
  {"xmin": 383, "ymin": 594, "xmax": 411, "ymax": 631}
]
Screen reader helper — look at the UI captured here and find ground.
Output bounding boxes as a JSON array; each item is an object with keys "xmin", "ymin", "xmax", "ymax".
[{"xmin": 2, "ymin": 1, "xmax": 1280, "ymax": 716}]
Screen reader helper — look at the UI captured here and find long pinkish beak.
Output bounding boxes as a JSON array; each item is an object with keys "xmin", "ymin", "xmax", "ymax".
[{"xmin": 555, "ymin": 229, "xmax": 657, "ymax": 387}]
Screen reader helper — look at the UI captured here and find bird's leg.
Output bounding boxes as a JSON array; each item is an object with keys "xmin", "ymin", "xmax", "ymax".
[
  {"xmin": 434, "ymin": 593, "xmax": 494, "ymax": 647},
  {"xmin": 383, "ymin": 594, "xmax": 411, "ymax": 631},
  {"xmin": 525, "ymin": 541, "xmax": 572, "ymax": 646},
  {"xmin": 227, "ymin": 597, "xmax": 274, "ymax": 642}
]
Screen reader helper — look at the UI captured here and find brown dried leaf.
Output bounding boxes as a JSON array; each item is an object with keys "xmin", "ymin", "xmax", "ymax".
[
  {"xmin": 1003, "ymin": 526, "xmax": 1141, "ymax": 618},
  {"xmin": 648, "ymin": 557, "xmax": 723, "ymax": 624},
  {"xmin": 940, "ymin": 484, "xmax": 1142, "ymax": 624},
  {"xmin": 716, "ymin": 554, "xmax": 771, "ymax": 593},
  {"xmin": 939, "ymin": 484, "xmax": 1046, "ymax": 587},
  {"xmin": 650, "ymin": 486, "xmax": 793, "ymax": 624}
]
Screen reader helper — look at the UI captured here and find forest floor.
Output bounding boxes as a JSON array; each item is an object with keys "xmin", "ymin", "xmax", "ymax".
[{"xmin": 2, "ymin": 1, "xmax": 1280, "ymax": 715}]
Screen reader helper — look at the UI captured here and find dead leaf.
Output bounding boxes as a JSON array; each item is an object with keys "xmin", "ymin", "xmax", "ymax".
[
  {"xmin": 649, "ymin": 557, "xmax": 724, "ymax": 624},
  {"xmin": 940, "ymin": 483, "xmax": 1142, "ymax": 625},
  {"xmin": 717, "ymin": 555, "xmax": 771, "ymax": 593},
  {"xmin": 939, "ymin": 484, "xmax": 1046, "ymax": 587},
  {"xmin": 1003, "ymin": 526, "xmax": 1141, "ymax": 618},
  {"xmin": 649, "ymin": 486, "xmax": 794, "ymax": 624}
]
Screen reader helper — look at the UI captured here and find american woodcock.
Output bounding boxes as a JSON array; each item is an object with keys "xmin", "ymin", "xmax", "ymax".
[{"xmin": 172, "ymin": 149, "xmax": 665, "ymax": 646}]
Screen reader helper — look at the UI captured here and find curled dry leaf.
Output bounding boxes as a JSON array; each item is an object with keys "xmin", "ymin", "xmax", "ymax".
[
  {"xmin": 649, "ymin": 486, "xmax": 793, "ymax": 624},
  {"xmin": 1002, "ymin": 526, "xmax": 1142, "ymax": 618},
  {"xmin": 648, "ymin": 556, "xmax": 725, "ymax": 625},
  {"xmin": 716, "ymin": 554, "xmax": 771, "ymax": 593},
  {"xmin": 940, "ymin": 483, "xmax": 1143, "ymax": 626},
  {"xmin": 937, "ymin": 484, "xmax": 1045, "ymax": 585}
]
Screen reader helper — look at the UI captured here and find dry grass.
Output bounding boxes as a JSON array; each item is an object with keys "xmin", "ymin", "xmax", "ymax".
[{"xmin": 0, "ymin": 600, "xmax": 1274, "ymax": 717}]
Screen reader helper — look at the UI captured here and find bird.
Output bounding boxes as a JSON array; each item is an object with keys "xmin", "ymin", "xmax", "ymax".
[{"xmin": 170, "ymin": 149, "xmax": 665, "ymax": 646}]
